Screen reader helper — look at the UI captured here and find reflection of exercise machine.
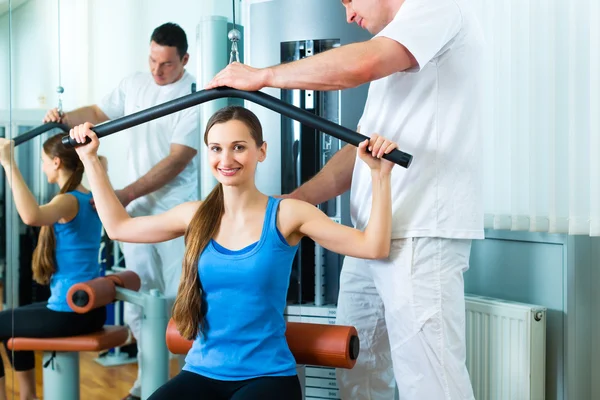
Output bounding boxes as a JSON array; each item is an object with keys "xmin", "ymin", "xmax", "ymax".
[
  {"xmin": 8, "ymin": 271, "xmax": 169, "ymax": 400},
  {"xmin": 94, "ymin": 265, "xmax": 139, "ymax": 367}
]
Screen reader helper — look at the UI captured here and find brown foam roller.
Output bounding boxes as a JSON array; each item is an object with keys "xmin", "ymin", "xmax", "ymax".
[
  {"xmin": 106, "ymin": 270, "xmax": 141, "ymax": 291},
  {"xmin": 286, "ymin": 321, "xmax": 359, "ymax": 369},
  {"xmin": 67, "ymin": 277, "xmax": 117, "ymax": 314},
  {"xmin": 165, "ymin": 319, "xmax": 359, "ymax": 369},
  {"xmin": 166, "ymin": 319, "xmax": 192, "ymax": 355}
]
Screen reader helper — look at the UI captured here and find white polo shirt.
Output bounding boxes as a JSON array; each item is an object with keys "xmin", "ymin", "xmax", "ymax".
[
  {"xmin": 98, "ymin": 71, "xmax": 199, "ymax": 215},
  {"xmin": 351, "ymin": 0, "xmax": 485, "ymax": 240}
]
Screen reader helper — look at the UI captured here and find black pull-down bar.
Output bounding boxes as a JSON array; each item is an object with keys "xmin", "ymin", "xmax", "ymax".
[
  {"xmin": 14, "ymin": 122, "xmax": 70, "ymax": 146},
  {"xmin": 62, "ymin": 87, "xmax": 413, "ymax": 168}
]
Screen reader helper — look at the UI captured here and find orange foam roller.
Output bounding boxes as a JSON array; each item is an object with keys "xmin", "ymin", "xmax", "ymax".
[
  {"xmin": 286, "ymin": 321, "xmax": 359, "ymax": 369},
  {"xmin": 106, "ymin": 270, "xmax": 141, "ymax": 291},
  {"xmin": 67, "ymin": 277, "xmax": 117, "ymax": 314},
  {"xmin": 166, "ymin": 319, "xmax": 359, "ymax": 369},
  {"xmin": 67, "ymin": 271, "xmax": 141, "ymax": 313},
  {"xmin": 166, "ymin": 319, "xmax": 192, "ymax": 355}
]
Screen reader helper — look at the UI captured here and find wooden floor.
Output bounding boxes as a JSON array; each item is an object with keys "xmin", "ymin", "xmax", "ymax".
[
  {"xmin": 0, "ymin": 284, "xmax": 179, "ymax": 399},
  {"xmin": 2, "ymin": 349, "xmax": 180, "ymax": 399}
]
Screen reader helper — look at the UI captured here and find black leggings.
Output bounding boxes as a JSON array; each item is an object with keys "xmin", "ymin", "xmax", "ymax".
[
  {"xmin": 148, "ymin": 370, "xmax": 302, "ymax": 400},
  {"xmin": 0, "ymin": 302, "xmax": 106, "ymax": 378}
]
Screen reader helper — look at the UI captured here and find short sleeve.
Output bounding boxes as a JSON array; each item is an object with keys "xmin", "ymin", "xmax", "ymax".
[
  {"xmin": 376, "ymin": 0, "xmax": 463, "ymax": 71},
  {"xmin": 170, "ymin": 106, "xmax": 200, "ymax": 151},
  {"xmin": 357, "ymin": 98, "xmax": 369, "ymax": 133},
  {"xmin": 97, "ymin": 76, "xmax": 130, "ymax": 120}
]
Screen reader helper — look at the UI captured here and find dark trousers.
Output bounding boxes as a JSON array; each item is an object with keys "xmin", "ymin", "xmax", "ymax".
[
  {"xmin": 148, "ymin": 370, "xmax": 302, "ymax": 400},
  {"xmin": 0, "ymin": 302, "xmax": 106, "ymax": 377}
]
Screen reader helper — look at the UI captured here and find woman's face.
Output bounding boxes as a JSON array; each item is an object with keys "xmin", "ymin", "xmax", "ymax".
[
  {"xmin": 206, "ymin": 120, "xmax": 266, "ymax": 187},
  {"xmin": 41, "ymin": 151, "xmax": 59, "ymax": 184}
]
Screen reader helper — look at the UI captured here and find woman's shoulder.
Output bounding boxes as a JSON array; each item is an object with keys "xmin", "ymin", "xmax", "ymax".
[
  {"xmin": 56, "ymin": 190, "xmax": 91, "ymax": 206},
  {"xmin": 53, "ymin": 192, "xmax": 81, "ymax": 205},
  {"xmin": 173, "ymin": 200, "xmax": 203, "ymax": 225},
  {"xmin": 277, "ymin": 197, "xmax": 314, "ymax": 212},
  {"xmin": 271, "ymin": 197, "xmax": 321, "ymax": 243},
  {"xmin": 177, "ymin": 200, "xmax": 202, "ymax": 211},
  {"xmin": 276, "ymin": 197, "xmax": 317, "ymax": 225},
  {"xmin": 50, "ymin": 193, "xmax": 81, "ymax": 225}
]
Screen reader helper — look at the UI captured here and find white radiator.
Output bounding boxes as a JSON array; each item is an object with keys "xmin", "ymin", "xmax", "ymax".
[{"xmin": 465, "ymin": 294, "xmax": 546, "ymax": 400}]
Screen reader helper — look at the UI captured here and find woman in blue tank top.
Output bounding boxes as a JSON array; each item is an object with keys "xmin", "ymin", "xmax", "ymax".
[
  {"xmin": 71, "ymin": 106, "xmax": 397, "ymax": 400},
  {"xmin": 0, "ymin": 133, "xmax": 105, "ymax": 400}
]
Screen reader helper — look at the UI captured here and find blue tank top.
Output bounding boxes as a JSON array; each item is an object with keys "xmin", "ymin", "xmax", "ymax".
[
  {"xmin": 48, "ymin": 191, "xmax": 103, "ymax": 312},
  {"xmin": 183, "ymin": 197, "xmax": 300, "ymax": 380}
]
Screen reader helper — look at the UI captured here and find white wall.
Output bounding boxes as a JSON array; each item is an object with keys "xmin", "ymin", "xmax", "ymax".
[
  {"xmin": 0, "ymin": 0, "xmax": 57, "ymax": 111},
  {"xmin": 12, "ymin": 0, "xmax": 57, "ymax": 109},
  {"xmin": 2, "ymin": 0, "xmax": 242, "ymax": 188}
]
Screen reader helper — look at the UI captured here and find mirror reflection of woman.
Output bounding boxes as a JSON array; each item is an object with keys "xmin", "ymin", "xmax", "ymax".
[{"xmin": 0, "ymin": 134, "xmax": 105, "ymax": 400}]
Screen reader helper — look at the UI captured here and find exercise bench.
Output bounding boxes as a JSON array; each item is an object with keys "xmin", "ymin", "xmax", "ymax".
[{"xmin": 6, "ymin": 271, "xmax": 140, "ymax": 400}]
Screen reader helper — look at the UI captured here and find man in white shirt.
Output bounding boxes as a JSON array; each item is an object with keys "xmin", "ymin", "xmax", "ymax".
[
  {"xmin": 207, "ymin": 1, "xmax": 484, "ymax": 399},
  {"xmin": 44, "ymin": 22, "xmax": 199, "ymax": 400}
]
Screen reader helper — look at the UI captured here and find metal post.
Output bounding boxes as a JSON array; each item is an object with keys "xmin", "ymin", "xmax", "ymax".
[
  {"xmin": 113, "ymin": 240, "xmax": 121, "ymax": 267},
  {"xmin": 115, "ymin": 287, "xmax": 169, "ymax": 400},
  {"xmin": 42, "ymin": 352, "xmax": 80, "ymax": 400},
  {"xmin": 141, "ymin": 289, "xmax": 169, "ymax": 399},
  {"xmin": 314, "ymin": 244, "xmax": 325, "ymax": 306}
]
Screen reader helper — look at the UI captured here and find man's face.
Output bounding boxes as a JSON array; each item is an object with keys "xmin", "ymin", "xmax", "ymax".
[
  {"xmin": 341, "ymin": 0, "xmax": 395, "ymax": 35},
  {"xmin": 148, "ymin": 41, "xmax": 189, "ymax": 86}
]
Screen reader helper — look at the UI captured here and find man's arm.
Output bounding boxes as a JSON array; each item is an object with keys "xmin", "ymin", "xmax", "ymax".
[
  {"xmin": 44, "ymin": 105, "xmax": 110, "ymax": 128},
  {"xmin": 117, "ymin": 143, "xmax": 197, "ymax": 206},
  {"xmin": 289, "ymin": 144, "xmax": 356, "ymax": 206},
  {"xmin": 207, "ymin": 37, "xmax": 417, "ymax": 91}
]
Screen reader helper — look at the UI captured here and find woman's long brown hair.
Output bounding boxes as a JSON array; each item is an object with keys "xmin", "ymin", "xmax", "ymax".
[
  {"xmin": 172, "ymin": 106, "xmax": 264, "ymax": 340},
  {"xmin": 32, "ymin": 133, "xmax": 84, "ymax": 285}
]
